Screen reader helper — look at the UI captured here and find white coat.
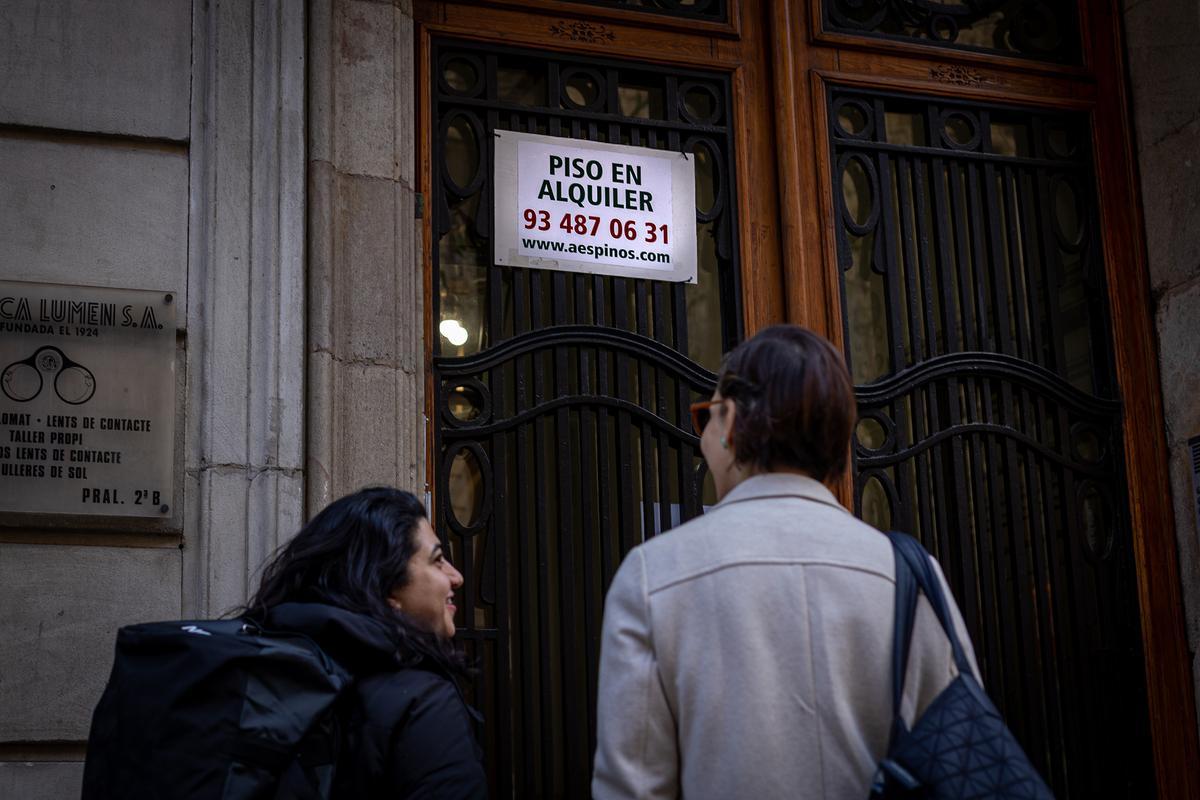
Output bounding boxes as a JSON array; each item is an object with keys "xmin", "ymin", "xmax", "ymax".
[{"xmin": 593, "ymin": 473, "xmax": 980, "ymax": 800}]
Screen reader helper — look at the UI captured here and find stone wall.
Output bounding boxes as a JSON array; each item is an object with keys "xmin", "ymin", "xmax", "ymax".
[
  {"xmin": 0, "ymin": 1, "xmax": 307, "ymax": 795},
  {"xmin": 307, "ymin": 0, "xmax": 425, "ymax": 514},
  {"xmin": 0, "ymin": 1, "xmax": 191, "ymax": 791},
  {"xmin": 1124, "ymin": 0, "xmax": 1200, "ymax": 739},
  {"xmin": 0, "ymin": 0, "xmax": 421, "ymax": 789}
]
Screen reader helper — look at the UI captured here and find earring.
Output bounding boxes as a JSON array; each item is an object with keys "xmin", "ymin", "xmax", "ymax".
[{"xmin": 720, "ymin": 436, "xmax": 729, "ymax": 449}]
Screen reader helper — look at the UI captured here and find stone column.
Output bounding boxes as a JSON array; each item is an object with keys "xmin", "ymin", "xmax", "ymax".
[
  {"xmin": 307, "ymin": 0, "xmax": 425, "ymax": 515},
  {"xmin": 184, "ymin": 0, "xmax": 308, "ymax": 617},
  {"xmin": 1124, "ymin": 0, "xmax": 1200, "ymax": 741}
]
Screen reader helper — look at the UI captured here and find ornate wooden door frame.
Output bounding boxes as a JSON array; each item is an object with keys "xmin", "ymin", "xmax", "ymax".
[{"xmin": 770, "ymin": 0, "xmax": 1199, "ymax": 796}]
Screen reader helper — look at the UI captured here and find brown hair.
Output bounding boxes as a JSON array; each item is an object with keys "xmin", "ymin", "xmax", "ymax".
[{"xmin": 716, "ymin": 325, "xmax": 856, "ymax": 482}]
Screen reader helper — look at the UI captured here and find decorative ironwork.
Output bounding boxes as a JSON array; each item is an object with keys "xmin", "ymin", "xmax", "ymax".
[
  {"xmin": 548, "ymin": 20, "xmax": 617, "ymax": 43},
  {"xmin": 829, "ymin": 87, "xmax": 1153, "ymax": 798},
  {"xmin": 823, "ymin": 0, "xmax": 1080, "ymax": 63},
  {"xmin": 556, "ymin": 0, "xmax": 727, "ymax": 22},
  {"xmin": 432, "ymin": 39, "xmax": 740, "ymax": 798}
]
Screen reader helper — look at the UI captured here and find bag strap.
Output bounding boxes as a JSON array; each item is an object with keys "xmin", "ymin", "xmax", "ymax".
[
  {"xmin": 892, "ymin": 534, "xmax": 916, "ymax": 724},
  {"xmin": 881, "ymin": 533, "xmax": 979, "ymax": 786},
  {"xmin": 885, "ymin": 531, "xmax": 920, "ymax": 740},
  {"xmin": 887, "ymin": 532, "xmax": 975, "ymax": 680}
]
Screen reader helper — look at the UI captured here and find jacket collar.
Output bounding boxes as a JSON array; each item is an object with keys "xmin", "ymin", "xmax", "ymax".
[
  {"xmin": 262, "ymin": 602, "xmax": 403, "ymax": 672},
  {"xmin": 714, "ymin": 472, "xmax": 848, "ymax": 514}
]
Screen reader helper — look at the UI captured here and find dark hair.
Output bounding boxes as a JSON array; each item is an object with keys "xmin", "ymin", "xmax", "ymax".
[
  {"xmin": 246, "ymin": 486, "xmax": 467, "ymax": 674},
  {"xmin": 716, "ymin": 325, "xmax": 855, "ymax": 482}
]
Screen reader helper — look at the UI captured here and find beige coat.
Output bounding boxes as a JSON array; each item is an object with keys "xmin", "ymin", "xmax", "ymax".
[{"xmin": 593, "ymin": 473, "xmax": 980, "ymax": 800}]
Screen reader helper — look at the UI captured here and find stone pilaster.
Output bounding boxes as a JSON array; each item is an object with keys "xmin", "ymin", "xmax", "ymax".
[
  {"xmin": 184, "ymin": 0, "xmax": 308, "ymax": 616},
  {"xmin": 307, "ymin": 0, "xmax": 424, "ymax": 515}
]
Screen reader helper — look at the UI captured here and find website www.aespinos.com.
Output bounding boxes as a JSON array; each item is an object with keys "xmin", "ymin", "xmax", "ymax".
[{"xmin": 521, "ymin": 238, "xmax": 671, "ymax": 264}]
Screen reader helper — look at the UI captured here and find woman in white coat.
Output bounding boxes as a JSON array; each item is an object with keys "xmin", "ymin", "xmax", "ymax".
[{"xmin": 592, "ymin": 325, "xmax": 979, "ymax": 800}]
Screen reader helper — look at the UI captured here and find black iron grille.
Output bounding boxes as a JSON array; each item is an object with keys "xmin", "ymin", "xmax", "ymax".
[
  {"xmin": 829, "ymin": 86, "xmax": 1152, "ymax": 798},
  {"xmin": 432, "ymin": 39, "xmax": 741, "ymax": 798},
  {"xmin": 822, "ymin": 0, "xmax": 1081, "ymax": 63},
  {"xmin": 555, "ymin": 0, "xmax": 727, "ymax": 22}
]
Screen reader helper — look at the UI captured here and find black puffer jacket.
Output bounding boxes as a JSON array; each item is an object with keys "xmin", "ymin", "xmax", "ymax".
[{"xmin": 264, "ymin": 603, "xmax": 488, "ymax": 800}]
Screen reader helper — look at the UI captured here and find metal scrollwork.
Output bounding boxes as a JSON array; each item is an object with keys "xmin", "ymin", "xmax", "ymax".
[
  {"xmin": 560, "ymin": 66, "xmax": 607, "ymax": 110},
  {"xmin": 678, "ymin": 82, "xmax": 723, "ymax": 126},
  {"xmin": 684, "ymin": 135, "xmax": 726, "ymax": 224},
  {"xmin": 441, "ymin": 377, "xmax": 493, "ymax": 428},
  {"xmin": 440, "ymin": 440, "xmax": 493, "ymax": 536},
  {"xmin": 824, "ymin": 0, "xmax": 1078, "ymax": 62},
  {"xmin": 832, "ymin": 97, "xmax": 876, "ymax": 140},
  {"xmin": 431, "ymin": 39, "xmax": 739, "ymax": 799},
  {"xmin": 837, "ymin": 152, "xmax": 881, "ymax": 235},
  {"xmin": 554, "ymin": 0, "xmax": 725, "ymax": 22},
  {"xmin": 938, "ymin": 109, "xmax": 983, "ymax": 151},
  {"xmin": 830, "ymin": 85, "xmax": 1149, "ymax": 797},
  {"xmin": 438, "ymin": 53, "xmax": 485, "ymax": 98}
]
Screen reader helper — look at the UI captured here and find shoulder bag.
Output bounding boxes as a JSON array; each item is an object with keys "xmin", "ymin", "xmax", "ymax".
[{"xmin": 870, "ymin": 532, "xmax": 1055, "ymax": 799}]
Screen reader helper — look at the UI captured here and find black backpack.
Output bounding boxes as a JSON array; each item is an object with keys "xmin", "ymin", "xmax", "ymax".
[{"xmin": 82, "ymin": 617, "xmax": 353, "ymax": 800}]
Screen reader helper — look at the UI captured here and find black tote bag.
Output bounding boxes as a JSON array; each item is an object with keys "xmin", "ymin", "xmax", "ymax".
[{"xmin": 870, "ymin": 532, "xmax": 1055, "ymax": 799}]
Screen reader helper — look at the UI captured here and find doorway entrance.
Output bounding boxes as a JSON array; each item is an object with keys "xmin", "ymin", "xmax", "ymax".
[
  {"xmin": 416, "ymin": 2, "xmax": 1192, "ymax": 797},
  {"xmin": 428, "ymin": 38, "xmax": 743, "ymax": 796}
]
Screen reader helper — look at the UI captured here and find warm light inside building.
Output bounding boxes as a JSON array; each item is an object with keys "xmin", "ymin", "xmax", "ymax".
[{"xmin": 439, "ymin": 318, "xmax": 469, "ymax": 346}]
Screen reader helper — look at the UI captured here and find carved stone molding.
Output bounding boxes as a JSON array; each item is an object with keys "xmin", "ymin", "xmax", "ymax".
[
  {"xmin": 549, "ymin": 20, "xmax": 616, "ymax": 43},
  {"xmin": 929, "ymin": 65, "xmax": 1000, "ymax": 88}
]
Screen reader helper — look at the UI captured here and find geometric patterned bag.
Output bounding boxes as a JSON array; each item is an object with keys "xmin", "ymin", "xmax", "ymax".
[{"xmin": 870, "ymin": 532, "xmax": 1055, "ymax": 799}]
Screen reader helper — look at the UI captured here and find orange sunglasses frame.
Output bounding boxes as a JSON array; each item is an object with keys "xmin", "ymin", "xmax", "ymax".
[{"xmin": 689, "ymin": 399, "xmax": 721, "ymax": 436}]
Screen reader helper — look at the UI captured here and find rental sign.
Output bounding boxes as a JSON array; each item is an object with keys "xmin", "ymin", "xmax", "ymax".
[{"xmin": 493, "ymin": 130, "xmax": 697, "ymax": 283}]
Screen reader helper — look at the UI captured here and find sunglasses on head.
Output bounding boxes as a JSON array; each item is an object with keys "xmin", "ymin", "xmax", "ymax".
[{"xmin": 689, "ymin": 400, "xmax": 722, "ymax": 436}]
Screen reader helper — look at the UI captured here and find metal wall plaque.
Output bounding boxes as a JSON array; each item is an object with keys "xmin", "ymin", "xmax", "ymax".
[{"xmin": 0, "ymin": 280, "xmax": 176, "ymax": 517}]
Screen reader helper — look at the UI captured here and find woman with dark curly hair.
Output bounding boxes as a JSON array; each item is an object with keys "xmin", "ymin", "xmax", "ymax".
[
  {"xmin": 248, "ymin": 486, "xmax": 487, "ymax": 799},
  {"xmin": 593, "ymin": 325, "xmax": 979, "ymax": 799}
]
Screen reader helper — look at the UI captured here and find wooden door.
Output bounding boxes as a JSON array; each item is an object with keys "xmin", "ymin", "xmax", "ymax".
[
  {"xmin": 415, "ymin": 2, "xmax": 781, "ymax": 796},
  {"xmin": 417, "ymin": 2, "xmax": 1198, "ymax": 798},
  {"xmin": 775, "ymin": 1, "xmax": 1199, "ymax": 798}
]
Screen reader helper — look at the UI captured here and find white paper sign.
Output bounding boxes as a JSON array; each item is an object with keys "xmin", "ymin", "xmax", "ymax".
[{"xmin": 493, "ymin": 130, "xmax": 697, "ymax": 283}]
